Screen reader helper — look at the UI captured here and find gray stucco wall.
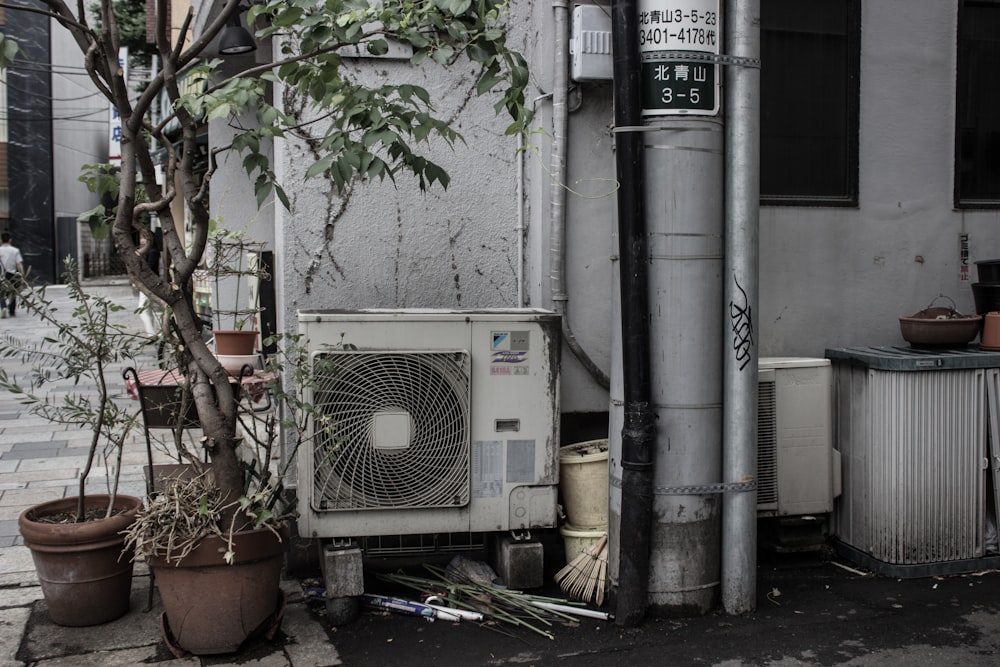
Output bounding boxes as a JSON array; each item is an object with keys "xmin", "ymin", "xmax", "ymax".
[
  {"xmin": 211, "ymin": 0, "xmax": 1000, "ymax": 416},
  {"xmin": 759, "ymin": 1, "xmax": 1000, "ymax": 357}
]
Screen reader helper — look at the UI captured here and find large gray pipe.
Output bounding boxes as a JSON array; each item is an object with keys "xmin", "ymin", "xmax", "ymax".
[{"xmin": 722, "ymin": 0, "xmax": 761, "ymax": 614}]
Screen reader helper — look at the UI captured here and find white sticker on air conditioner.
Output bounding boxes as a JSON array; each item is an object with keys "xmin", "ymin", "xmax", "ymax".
[{"xmin": 472, "ymin": 440, "xmax": 503, "ymax": 498}]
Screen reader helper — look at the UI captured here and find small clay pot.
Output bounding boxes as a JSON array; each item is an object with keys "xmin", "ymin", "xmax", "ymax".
[{"xmin": 982, "ymin": 312, "xmax": 1000, "ymax": 350}]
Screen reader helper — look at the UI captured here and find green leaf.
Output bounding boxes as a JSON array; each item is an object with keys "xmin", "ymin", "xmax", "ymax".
[
  {"xmin": 306, "ymin": 154, "xmax": 335, "ymax": 180},
  {"xmin": 271, "ymin": 7, "xmax": 304, "ymax": 27},
  {"xmin": 275, "ymin": 184, "xmax": 291, "ymax": 210},
  {"xmin": 255, "ymin": 176, "xmax": 272, "ymax": 208},
  {"xmin": 366, "ymin": 39, "xmax": 389, "ymax": 56},
  {"xmin": 431, "ymin": 46, "xmax": 454, "ymax": 65},
  {"xmin": 476, "ymin": 74, "xmax": 504, "ymax": 95},
  {"xmin": 0, "ymin": 35, "xmax": 20, "ymax": 69},
  {"xmin": 206, "ymin": 102, "xmax": 233, "ymax": 122},
  {"xmin": 425, "ymin": 162, "xmax": 450, "ymax": 189}
]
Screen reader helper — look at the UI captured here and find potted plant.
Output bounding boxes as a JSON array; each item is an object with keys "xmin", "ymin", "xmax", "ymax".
[
  {"xmin": 122, "ymin": 333, "xmax": 328, "ymax": 656},
  {"xmin": 0, "ymin": 260, "xmax": 147, "ymax": 626},
  {"xmin": 202, "ymin": 231, "xmax": 267, "ymax": 363},
  {"xmin": 0, "ymin": 0, "xmax": 530, "ymax": 654}
]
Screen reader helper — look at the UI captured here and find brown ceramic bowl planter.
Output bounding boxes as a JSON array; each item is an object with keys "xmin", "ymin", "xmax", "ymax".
[
  {"xmin": 18, "ymin": 494, "xmax": 143, "ymax": 626},
  {"xmin": 150, "ymin": 525, "xmax": 289, "ymax": 656},
  {"xmin": 899, "ymin": 299, "xmax": 982, "ymax": 347}
]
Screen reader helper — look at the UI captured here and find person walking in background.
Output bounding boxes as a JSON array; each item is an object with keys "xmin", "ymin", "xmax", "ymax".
[{"xmin": 0, "ymin": 233, "xmax": 25, "ymax": 318}]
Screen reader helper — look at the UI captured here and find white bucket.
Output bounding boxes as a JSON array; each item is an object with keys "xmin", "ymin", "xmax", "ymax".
[
  {"xmin": 559, "ymin": 524, "xmax": 606, "ymax": 560},
  {"xmin": 559, "ymin": 439, "xmax": 609, "ymax": 529}
]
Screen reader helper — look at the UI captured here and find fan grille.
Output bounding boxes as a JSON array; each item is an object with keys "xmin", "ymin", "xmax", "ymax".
[
  {"xmin": 757, "ymin": 379, "xmax": 778, "ymax": 506},
  {"xmin": 310, "ymin": 351, "xmax": 471, "ymax": 510}
]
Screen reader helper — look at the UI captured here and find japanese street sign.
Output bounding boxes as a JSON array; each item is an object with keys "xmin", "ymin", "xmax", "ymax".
[{"xmin": 639, "ymin": 0, "xmax": 721, "ymax": 116}]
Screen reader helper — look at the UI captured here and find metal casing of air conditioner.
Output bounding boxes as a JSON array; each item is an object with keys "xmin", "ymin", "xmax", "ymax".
[
  {"xmin": 827, "ymin": 347, "xmax": 1000, "ymax": 567},
  {"xmin": 296, "ymin": 309, "xmax": 561, "ymax": 541},
  {"xmin": 757, "ymin": 357, "xmax": 840, "ymax": 517}
]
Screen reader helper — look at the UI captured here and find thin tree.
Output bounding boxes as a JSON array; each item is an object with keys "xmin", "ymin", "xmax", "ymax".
[{"xmin": 0, "ymin": 0, "xmax": 529, "ymax": 527}]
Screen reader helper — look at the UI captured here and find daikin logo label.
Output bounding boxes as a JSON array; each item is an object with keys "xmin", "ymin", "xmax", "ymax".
[
  {"xmin": 492, "ymin": 351, "xmax": 527, "ymax": 364},
  {"xmin": 490, "ymin": 331, "xmax": 530, "ymax": 375}
]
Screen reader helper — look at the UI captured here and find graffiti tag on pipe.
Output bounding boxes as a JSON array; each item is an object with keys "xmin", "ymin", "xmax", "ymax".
[{"xmin": 730, "ymin": 277, "xmax": 754, "ymax": 371}]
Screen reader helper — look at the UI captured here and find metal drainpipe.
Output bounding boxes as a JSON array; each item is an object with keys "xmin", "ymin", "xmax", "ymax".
[
  {"xmin": 722, "ymin": 0, "xmax": 761, "ymax": 615},
  {"xmin": 550, "ymin": 0, "xmax": 610, "ymax": 389},
  {"xmin": 609, "ymin": 0, "xmax": 655, "ymax": 627},
  {"xmin": 518, "ymin": 92, "xmax": 553, "ymax": 308}
]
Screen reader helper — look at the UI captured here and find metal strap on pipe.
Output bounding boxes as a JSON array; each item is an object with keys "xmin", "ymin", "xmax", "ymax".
[
  {"xmin": 611, "ymin": 125, "xmax": 722, "ymax": 134},
  {"xmin": 611, "ymin": 476, "xmax": 757, "ymax": 495},
  {"xmin": 642, "ymin": 51, "xmax": 761, "ymax": 68}
]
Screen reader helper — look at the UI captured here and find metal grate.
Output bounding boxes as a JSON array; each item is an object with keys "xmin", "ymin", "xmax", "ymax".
[
  {"xmin": 360, "ymin": 532, "xmax": 487, "ymax": 557},
  {"xmin": 756, "ymin": 379, "xmax": 778, "ymax": 507}
]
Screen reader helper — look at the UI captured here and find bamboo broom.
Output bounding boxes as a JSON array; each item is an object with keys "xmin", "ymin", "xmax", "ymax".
[{"xmin": 554, "ymin": 533, "xmax": 608, "ymax": 605}]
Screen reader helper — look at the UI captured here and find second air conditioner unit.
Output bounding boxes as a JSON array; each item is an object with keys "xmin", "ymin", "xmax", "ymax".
[
  {"xmin": 296, "ymin": 309, "xmax": 561, "ymax": 553},
  {"xmin": 757, "ymin": 357, "xmax": 841, "ymax": 517}
]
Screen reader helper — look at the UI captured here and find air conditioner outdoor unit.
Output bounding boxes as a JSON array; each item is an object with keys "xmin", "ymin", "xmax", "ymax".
[
  {"xmin": 757, "ymin": 357, "xmax": 840, "ymax": 517},
  {"xmin": 296, "ymin": 309, "xmax": 561, "ymax": 551}
]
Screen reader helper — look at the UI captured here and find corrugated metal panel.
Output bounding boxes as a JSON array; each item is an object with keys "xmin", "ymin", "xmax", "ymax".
[{"xmin": 835, "ymin": 366, "xmax": 985, "ymax": 564}]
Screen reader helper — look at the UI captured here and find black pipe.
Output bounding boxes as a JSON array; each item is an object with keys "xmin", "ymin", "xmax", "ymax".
[{"xmin": 610, "ymin": 0, "xmax": 656, "ymax": 627}]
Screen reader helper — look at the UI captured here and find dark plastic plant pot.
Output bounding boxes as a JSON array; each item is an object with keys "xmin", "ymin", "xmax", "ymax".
[
  {"xmin": 972, "ymin": 283, "xmax": 1000, "ymax": 314},
  {"xmin": 976, "ymin": 259, "xmax": 1000, "ymax": 283}
]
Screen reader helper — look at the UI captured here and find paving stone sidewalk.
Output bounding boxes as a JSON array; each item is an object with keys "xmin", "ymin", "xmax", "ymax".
[{"xmin": 0, "ymin": 280, "xmax": 342, "ymax": 666}]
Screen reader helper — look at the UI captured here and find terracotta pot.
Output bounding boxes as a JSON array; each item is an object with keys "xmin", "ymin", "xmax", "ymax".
[
  {"xmin": 149, "ymin": 525, "xmax": 288, "ymax": 656},
  {"xmin": 18, "ymin": 494, "xmax": 142, "ymax": 626},
  {"xmin": 982, "ymin": 312, "xmax": 1000, "ymax": 350},
  {"xmin": 213, "ymin": 330, "xmax": 258, "ymax": 356}
]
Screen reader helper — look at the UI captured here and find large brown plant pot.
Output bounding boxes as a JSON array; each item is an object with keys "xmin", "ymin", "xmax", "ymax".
[
  {"xmin": 18, "ymin": 494, "xmax": 142, "ymax": 626},
  {"xmin": 149, "ymin": 525, "xmax": 288, "ymax": 656}
]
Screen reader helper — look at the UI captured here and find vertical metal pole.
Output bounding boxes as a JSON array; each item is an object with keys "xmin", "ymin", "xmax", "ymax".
[
  {"xmin": 610, "ymin": 0, "xmax": 655, "ymax": 627},
  {"xmin": 722, "ymin": 0, "xmax": 761, "ymax": 615}
]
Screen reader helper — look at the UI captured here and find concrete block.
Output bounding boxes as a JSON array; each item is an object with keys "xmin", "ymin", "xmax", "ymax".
[
  {"xmin": 321, "ymin": 545, "xmax": 364, "ymax": 598},
  {"xmin": 494, "ymin": 536, "xmax": 544, "ymax": 590}
]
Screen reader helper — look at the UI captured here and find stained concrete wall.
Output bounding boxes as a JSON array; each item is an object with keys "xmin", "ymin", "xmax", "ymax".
[{"xmin": 209, "ymin": 0, "xmax": 1000, "ymax": 417}]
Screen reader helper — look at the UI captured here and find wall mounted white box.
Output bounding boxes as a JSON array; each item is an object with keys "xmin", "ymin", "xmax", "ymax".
[{"xmin": 571, "ymin": 5, "xmax": 613, "ymax": 82}]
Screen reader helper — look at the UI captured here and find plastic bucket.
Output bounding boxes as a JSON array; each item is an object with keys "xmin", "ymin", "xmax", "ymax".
[
  {"xmin": 559, "ymin": 524, "xmax": 606, "ymax": 560},
  {"xmin": 559, "ymin": 439, "xmax": 609, "ymax": 529}
]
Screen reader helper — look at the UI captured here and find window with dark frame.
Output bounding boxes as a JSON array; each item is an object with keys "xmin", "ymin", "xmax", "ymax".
[
  {"xmin": 760, "ymin": 0, "xmax": 860, "ymax": 206},
  {"xmin": 956, "ymin": 1, "xmax": 1000, "ymax": 207}
]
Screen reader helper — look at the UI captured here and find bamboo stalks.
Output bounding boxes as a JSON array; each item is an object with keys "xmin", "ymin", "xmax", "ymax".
[{"xmin": 376, "ymin": 561, "xmax": 612, "ymax": 639}]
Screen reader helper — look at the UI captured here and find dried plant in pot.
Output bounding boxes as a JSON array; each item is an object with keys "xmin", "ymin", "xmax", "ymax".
[
  {"xmin": 0, "ymin": 260, "xmax": 146, "ymax": 626},
  {"xmin": 123, "ymin": 472, "xmax": 289, "ymax": 656},
  {"xmin": 120, "ymin": 333, "xmax": 326, "ymax": 656}
]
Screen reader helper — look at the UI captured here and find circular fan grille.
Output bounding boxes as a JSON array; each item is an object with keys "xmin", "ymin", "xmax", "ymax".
[{"xmin": 311, "ymin": 351, "xmax": 471, "ymax": 510}]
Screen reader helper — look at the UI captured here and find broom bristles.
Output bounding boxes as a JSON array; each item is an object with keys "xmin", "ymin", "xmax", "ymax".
[{"xmin": 554, "ymin": 533, "xmax": 609, "ymax": 606}]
